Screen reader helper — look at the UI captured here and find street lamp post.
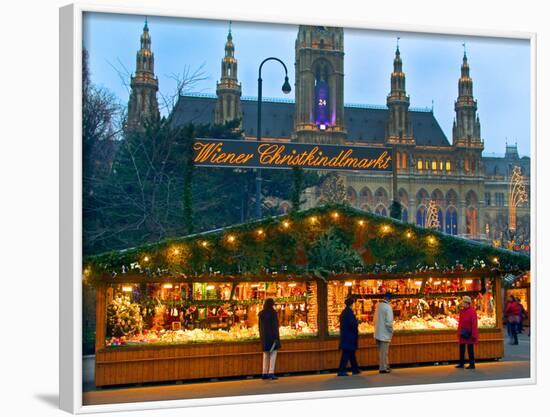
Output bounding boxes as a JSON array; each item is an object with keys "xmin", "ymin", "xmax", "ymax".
[{"xmin": 255, "ymin": 57, "xmax": 292, "ymax": 219}]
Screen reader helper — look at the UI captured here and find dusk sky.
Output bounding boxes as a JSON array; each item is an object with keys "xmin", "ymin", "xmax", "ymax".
[{"xmin": 83, "ymin": 12, "xmax": 531, "ymax": 157}]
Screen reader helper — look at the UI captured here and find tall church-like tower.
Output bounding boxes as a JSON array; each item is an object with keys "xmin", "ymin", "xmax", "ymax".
[
  {"xmin": 215, "ymin": 23, "xmax": 242, "ymax": 125},
  {"xmin": 126, "ymin": 19, "xmax": 160, "ymax": 132},
  {"xmin": 293, "ymin": 26, "xmax": 346, "ymax": 144},
  {"xmin": 386, "ymin": 40, "xmax": 414, "ymax": 145},
  {"xmin": 452, "ymin": 48, "xmax": 482, "ymax": 148}
]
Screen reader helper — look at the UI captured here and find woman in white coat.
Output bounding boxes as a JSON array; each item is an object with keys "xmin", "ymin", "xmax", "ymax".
[{"xmin": 374, "ymin": 292, "xmax": 394, "ymax": 373}]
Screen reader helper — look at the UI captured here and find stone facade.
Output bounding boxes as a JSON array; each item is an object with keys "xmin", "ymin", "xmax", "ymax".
[{"xmin": 135, "ymin": 23, "xmax": 531, "ymax": 245}]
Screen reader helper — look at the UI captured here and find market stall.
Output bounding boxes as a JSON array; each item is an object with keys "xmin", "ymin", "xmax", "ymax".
[{"xmin": 86, "ymin": 205, "xmax": 529, "ymax": 387}]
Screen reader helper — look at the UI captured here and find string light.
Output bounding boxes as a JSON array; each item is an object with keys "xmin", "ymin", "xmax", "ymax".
[
  {"xmin": 172, "ymin": 247, "xmax": 180, "ymax": 255},
  {"xmin": 201, "ymin": 241, "xmax": 208, "ymax": 248},
  {"xmin": 331, "ymin": 211, "xmax": 339, "ymax": 219},
  {"xmin": 282, "ymin": 220, "xmax": 291, "ymax": 229},
  {"xmin": 227, "ymin": 235, "xmax": 236, "ymax": 243},
  {"xmin": 309, "ymin": 216, "xmax": 318, "ymax": 224},
  {"xmin": 406, "ymin": 231, "xmax": 412, "ymax": 238},
  {"xmin": 358, "ymin": 219, "xmax": 366, "ymax": 227},
  {"xmin": 492, "ymin": 257, "xmax": 499, "ymax": 263},
  {"xmin": 428, "ymin": 236, "xmax": 436, "ymax": 245},
  {"xmin": 381, "ymin": 225, "xmax": 391, "ymax": 233},
  {"xmin": 256, "ymin": 229, "xmax": 264, "ymax": 237},
  {"xmin": 143, "ymin": 256, "xmax": 150, "ymax": 262}
]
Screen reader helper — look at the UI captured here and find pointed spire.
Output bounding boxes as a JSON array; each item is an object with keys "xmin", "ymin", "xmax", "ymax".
[
  {"xmin": 393, "ymin": 37, "xmax": 402, "ymax": 73},
  {"xmin": 144, "ymin": 16, "xmax": 148, "ymax": 31},
  {"xmin": 462, "ymin": 42, "xmax": 467, "ymax": 60},
  {"xmin": 228, "ymin": 20, "xmax": 232, "ymax": 39}
]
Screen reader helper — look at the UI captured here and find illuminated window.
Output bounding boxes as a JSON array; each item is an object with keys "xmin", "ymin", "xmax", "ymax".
[
  {"xmin": 417, "ymin": 160, "xmax": 423, "ymax": 170},
  {"xmin": 464, "ymin": 159, "xmax": 470, "ymax": 172},
  {"xmin": 439, "ymin": 160, "xmax": 443, "ymax": 171},
  {"xmin": 402, "ymin": 152, "xmax": 407, "ymax": 169},
  {"xmin": 431, "ymin": 160, "xmax": 437, "ymax": 171},
  {"xmin": 425, "ymin": 160, "xmax": 429, "ymax": 171},
  {"xmin": 446, "ymin": 160, "xmax": 451, "ymax": 171},
  {"xmin": 396, "ymin": 152, "xmax": 401, "ymax": 169}
]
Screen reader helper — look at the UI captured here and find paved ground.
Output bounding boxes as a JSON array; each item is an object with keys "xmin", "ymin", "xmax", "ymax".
[{"xmin": 82, "ymin": 332, "xmax": 531, "ymax": 406}]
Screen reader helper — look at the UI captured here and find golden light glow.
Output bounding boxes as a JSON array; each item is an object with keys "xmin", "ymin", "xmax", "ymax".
[
  {"xmin": 331, "ymin": 211, "xmax": 339, "ymax": 219},
  {"xmin": 492, "ymin": 257, "xmax": 499, "ymax": 263},
  {"xmin": 406, "ymin": 231, "xmax": 412, "ymax": 238},
  {"xmin": 206, "ymin": 285, "xmax": 215, "ymax": 290},
  {"xmin": 288, "ymin": 283, "xmax": 297, "ymax": 287},
  {"xmin": 309, "ymin": 216, "xmax": 318, "ymax": 224},
  {"xmin": 163, "ymin": 283, "xmax": 173, "ymax": 289},
  {"xmin": 172, "ymin": 248, "xmax": 180, "ymax": 255},
  {"xmin": 465, "ymin": 279, "xmax": 473, "ymax": 284},
  {"xmin": 414, "ymin": 281, "xmax": 423, "ymax": 286},
  {"xmin": 344, "ymin": 281, "xmax": 353, "ymax": 287},
  {"xmin": 143, "ymin": 256, "xmax": 150, "ymax": 262},
  {"xmin": 256, "ymin": 229, "xmax": 264, "ymax": 237},
  {"xmin": 434, "ymin": 281, "xmax": 441, "ymax": 285},
  {"xmin": 282, "ymin": 220, "xmax": 291, "ymax": 229},
  {"xmin": 227, "ymin": 235, "xmax": 236, "ymax": 243},
  {"xmin": 122, "ymin": 286, "xmax": 133, "ymax": 292},
  {"xmin": 428, "ymin": 236, "xmax": 436, "ymax": 244},
  {"xmin": 358, "ymin": 219, "xmax": 366, "ymax": 227},
  {"xmin": 381, "ymin": 225, "xmax": 391, "ymax": 233},
  {"xmin": 201, "ymin": 241, "xmax": 208, "ymax": 248}
]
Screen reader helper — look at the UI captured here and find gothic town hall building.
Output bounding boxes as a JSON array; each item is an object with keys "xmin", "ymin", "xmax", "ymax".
[{"xmin": 126, "ymin": 22, "xmax": 530, "ymax": 245}]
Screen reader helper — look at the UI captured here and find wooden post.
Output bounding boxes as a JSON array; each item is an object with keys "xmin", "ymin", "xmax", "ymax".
[
  {"xmin": 317, "ymin": 279, "xmax": 328, "ymax": 340},
  {"xmin": 95, "ymin": 283, "xmax": 107, "ymax": 351},
  {"xmin": 494, "ymin": 275, "xmax": 503, "ymax": 329}
]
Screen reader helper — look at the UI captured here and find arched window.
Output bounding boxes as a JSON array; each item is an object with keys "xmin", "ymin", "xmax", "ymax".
[
  {"xmin": 402, "ymin": 152, "xmax": 407, "ymax": 169},
  {"xmin": 375, "ymin": 205, "xmax": 387, "ymax": 217},
  {"xmin": 396, "ymin": 151, "xmax": 401, "ymax": 169},
  {"xmin": 446, "ymin": 160, "xmax": 452, "ymax": 171},
  {"xmin": 445, "ymin": 207, "xmax": 458, "ymax": 235},
  {"xmin": 416, "ymin": 206, "xmax": 427, "ymax": 227},
  {"xmin": 417, "ymin": 160, "xmax": 423, "ymax": 171},
  {"xmin": 401, "ymin": 207, "xmax": 408, "ymax": 222}
]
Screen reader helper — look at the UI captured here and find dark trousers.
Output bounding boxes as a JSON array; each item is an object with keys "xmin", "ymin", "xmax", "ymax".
[
  {"xmin": 459, "ymin": 343, "xmax": 475, "ymax": 366},
  {"xmin": 338, "ymin": 349, "xmax": 360, "ymax": 373},
  {"xmin": 507, "ymin": 321, "xmax": 519, "ymax": 344}
]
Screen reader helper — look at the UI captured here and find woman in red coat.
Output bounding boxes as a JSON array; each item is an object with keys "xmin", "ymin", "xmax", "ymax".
[{"xmin": 456, "ymin": 295, "xmax": 479, "ymax": 369}]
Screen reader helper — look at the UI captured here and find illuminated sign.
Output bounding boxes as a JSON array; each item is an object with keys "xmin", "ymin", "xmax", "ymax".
[{"xmin": 193, "ymin": 139, "xmax": 392, "ymax": 172}]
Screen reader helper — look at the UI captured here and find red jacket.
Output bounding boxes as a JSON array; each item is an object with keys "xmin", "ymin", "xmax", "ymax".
[
  {"xmin": 458, "ymin": 306, "xmax": 479, "ymax": 344},
  {"xmin": 505, "ymin": 301, "xmax": 522, "ymax": 317}
]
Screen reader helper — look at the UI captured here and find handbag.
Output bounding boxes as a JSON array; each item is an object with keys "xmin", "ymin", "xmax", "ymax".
[{"xmin": 460, "ymin": 329, "xmax": 472, "ymax": 339}]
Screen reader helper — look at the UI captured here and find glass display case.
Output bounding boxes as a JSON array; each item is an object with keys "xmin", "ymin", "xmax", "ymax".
[
  {"xmin": 327, "ymin": 276, "xmax": 496, "ymax": 335},
  {"xmin": 104, "ymin": 280, "xmax": 318, "ymax": 346}
]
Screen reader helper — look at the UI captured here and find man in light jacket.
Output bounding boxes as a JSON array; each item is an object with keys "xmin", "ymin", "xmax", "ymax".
[{"xmin": 374, "ymin": 292, "xmax": 394, "ymax": 373}]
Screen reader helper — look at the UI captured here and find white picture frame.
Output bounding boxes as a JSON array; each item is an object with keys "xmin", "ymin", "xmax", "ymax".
[{"xmin": 59, "ymin": 2, "xmax": 537, "ymax": 414}]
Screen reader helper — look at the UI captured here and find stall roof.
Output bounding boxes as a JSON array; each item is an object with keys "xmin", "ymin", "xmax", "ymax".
[{"xmin": 85, "ymin": 204, "xmax": 530, "ymax": 279}]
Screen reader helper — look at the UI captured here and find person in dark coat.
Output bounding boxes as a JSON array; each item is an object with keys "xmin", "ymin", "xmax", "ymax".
[
  {"xmin": 337, "ymin": 297, "xmax": 361, "ymax": 376},
  {"xmin": 258, "ymin": 298, "xmax": 281, "ymax": 380},
  {"xmin": 456, "ymin": 295, "xmax": 479, "ymax": 369}
]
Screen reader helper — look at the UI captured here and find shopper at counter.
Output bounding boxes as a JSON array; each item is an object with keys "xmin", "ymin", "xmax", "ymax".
[
  {"xmin": 374, "ymin": 292, "xmax": 394, "ymax": 374},
  {"xmin": 505, "ymin": 295, "xmax": 521, "ymax": 345},
  {"xmin": 337, "ymin": 297, "xmax": 361, "ymax": 376},
  {"xmin": 259, "ymin": 298, "xmax": 281, "ymax": 380},
  {"xmin": 456, "ymin": 295, "xmax": 479, "ymax": 369}
]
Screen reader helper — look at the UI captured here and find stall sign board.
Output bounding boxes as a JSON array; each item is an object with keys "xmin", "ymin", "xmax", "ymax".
[{"xmin": 193, "ymin": 138, "xmax": 393, "ymax": 172}]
